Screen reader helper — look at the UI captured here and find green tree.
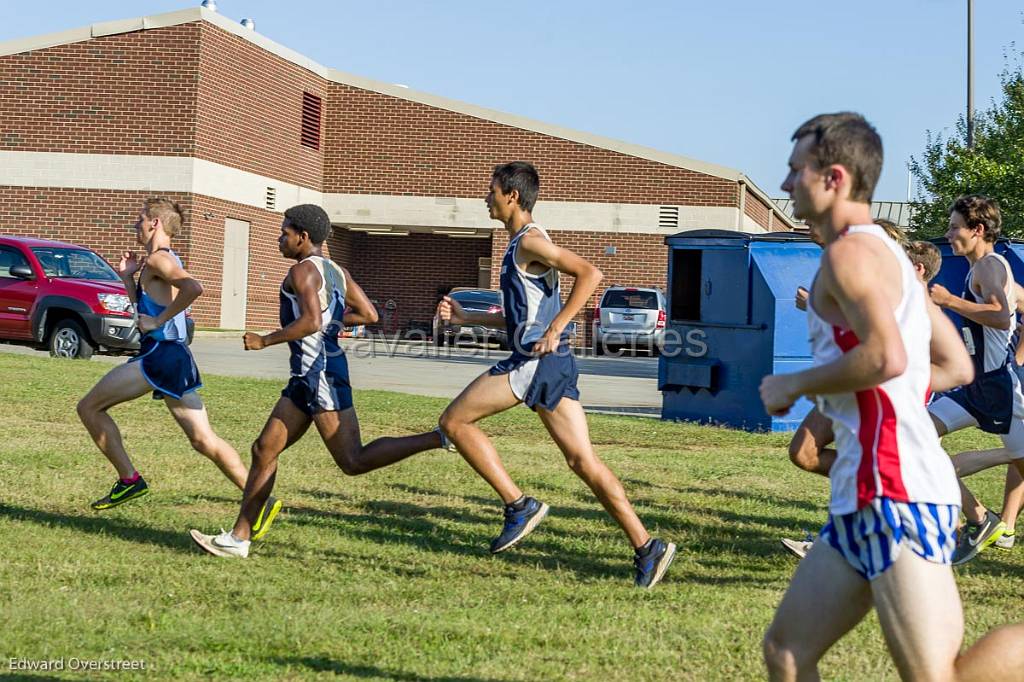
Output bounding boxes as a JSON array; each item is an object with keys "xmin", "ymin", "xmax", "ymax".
[{"xmin": 909, "ymin": 52, "xmax": 1024, "ymax": 238}]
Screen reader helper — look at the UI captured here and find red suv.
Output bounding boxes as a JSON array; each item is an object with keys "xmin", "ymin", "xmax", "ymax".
[{"xmin": 0, "ymin": 236, "xmax": 140, "ymax": 358}]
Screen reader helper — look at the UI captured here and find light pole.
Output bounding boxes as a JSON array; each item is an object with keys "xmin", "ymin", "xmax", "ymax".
[{"xmin": 967, "ymin": 0, "xmax": 975, "ymax": 149}]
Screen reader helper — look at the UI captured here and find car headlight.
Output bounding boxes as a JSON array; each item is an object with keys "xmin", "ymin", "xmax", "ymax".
[{"xmin": 98, "ymin": 293, "xmax": 133, "ymax": 314}]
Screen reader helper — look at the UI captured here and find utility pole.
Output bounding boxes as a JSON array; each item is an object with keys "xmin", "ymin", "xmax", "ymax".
[{"xmin": 967, "ymin": 0, "xmax": 975, "ymax": 148}]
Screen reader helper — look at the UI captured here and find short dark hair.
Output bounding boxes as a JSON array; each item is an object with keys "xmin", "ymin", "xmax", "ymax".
[
  {"xmin": 284, "ymin": 204, "xmax": 331, "ymax": 244},
  {"xmin": 950, "ymin": 194, "xmax": 1001, "ymax": 242},
  {"xmin": 905, "ymin": 240, "xmax": 942, "ymax": 282},
  {"xmin": 492, "ymin": 162, "xmax": 540, "ymax": 212},
  {"xmin": 791, "ymin": 112, "xmax": 883, "ymax": 203}
]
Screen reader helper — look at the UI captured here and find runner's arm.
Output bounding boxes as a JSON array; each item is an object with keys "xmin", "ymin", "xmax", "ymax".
[
  {"xmin": 252, "ymin": 261, "xmax": 323, "ymax": 348},
  {"xmin": 931, "ymin": 257, "xmax": 1012, "ymax": 330},
  {"xmin": 760, "ymin": 237, "xmax": 906, "ymax": 414},
  {"xmin": 517, "ymin": 232, "xmax": 601, "ymax": 354},
  {"xmin": 142, "ymin": 251, "xmax": 202, "ymax": 325},
  {"xmin": 340, "ymin": 268, "xmax": 378, "ymax": 326},
  {"xmin": 926, "ymin": 294, "xmax": 974, "ymax": 392}
]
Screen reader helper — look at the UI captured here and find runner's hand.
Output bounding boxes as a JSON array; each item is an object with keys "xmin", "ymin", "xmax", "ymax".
[
  {"xmin": 760, "ymin": 373, "xmax": 798, "ymax": 416},
  {"xmin": 137, "ymin": 314, "xmax": 160, "ymax": 333},
  {"xmin": 531, "ymin": 327, "xmax": 562, "ymax": 357},
  {"xmin": 929, "ymin": 283, "xmax": 953, "ymax": 307},
  {"xmin": 243, "ymin": 332, "xmax": 266, "ymax": 351},
  {"xmin": 119, "ymin": 251, "xmax": 141, "ymax": 277},
  {"xmin": 437, "ymin": 296, "xmax": 466, "ymax": 325}
]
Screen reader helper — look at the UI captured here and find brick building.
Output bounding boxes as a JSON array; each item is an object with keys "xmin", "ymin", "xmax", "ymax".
[{"xmin": 0, "ymin": 7, "xmax": 794, "ymax": 342}]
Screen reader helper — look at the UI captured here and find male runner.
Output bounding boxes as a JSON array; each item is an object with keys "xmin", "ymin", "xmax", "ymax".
[
  {"xmin": 190, "ymin": 204, "xmax": 449, "ymax": 558},
  {"xmin": 928, "ymin": 194, "xmax": 1024, "ymax": 563},
  {"xmin": 77, "ymin": 199, "xmax": 279, "ymax": 539},
  {"xmin": 760, "ymin": 113, "xmax": 1023, "ymax": 681},
  {"xmin": 436, "ymin": 161, "xmax": 675, "ymax": 588},
  {"xmin": 781, "ymin": 236, "xmax": 945, "ymax": 558}
]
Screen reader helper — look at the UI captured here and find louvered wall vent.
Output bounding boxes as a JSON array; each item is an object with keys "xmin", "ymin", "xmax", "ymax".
[
  {"xmin": 266, "ymin": 186, "xmax": 277, "ymax": 211},
  {"xmin": 659, "ymin": 206, "xmax": 680, "ymax": 229},
  {"xmin": 301, "ymin": 92, "xmax": 322, "ymax": 150}
]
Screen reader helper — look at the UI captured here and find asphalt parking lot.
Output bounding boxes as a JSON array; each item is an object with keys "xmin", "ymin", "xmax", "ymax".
[{"xmin": 1, "ymin": 335, "xmax": 662, "ymax": 416}]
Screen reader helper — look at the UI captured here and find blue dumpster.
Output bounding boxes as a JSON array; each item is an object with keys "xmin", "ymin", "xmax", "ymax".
[{"xmin": 658, "ymin": 230, "xmax": 821, "ymax": 432}]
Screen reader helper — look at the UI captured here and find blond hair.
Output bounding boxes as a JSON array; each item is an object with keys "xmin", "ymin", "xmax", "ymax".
[
  {"xmin": 875, "ymin": 218, "xmax": 907, "ymax": 247},
  {"xmin": 905, "ymin": 240, "xmax": 942, "ymax": 282},
  {"xmin": 143, "ymin": 197, "xmax": 184, "ymax": 237}
]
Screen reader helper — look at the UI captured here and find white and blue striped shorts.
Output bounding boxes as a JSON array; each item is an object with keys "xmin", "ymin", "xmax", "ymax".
[{"xmin": 821, "ymin": 497, "xmax": 959, "ymax": 581}]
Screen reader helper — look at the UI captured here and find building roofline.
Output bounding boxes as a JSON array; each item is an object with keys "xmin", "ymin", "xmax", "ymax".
[{"xmin": 0, "ymin": 6, "xmax": 795, "ymax": 230}]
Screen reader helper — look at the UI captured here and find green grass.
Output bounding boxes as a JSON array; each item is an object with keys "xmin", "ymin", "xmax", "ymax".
[{"xmin": 0, "ymin": 352, "xmax": 1021, "ymax": 681}]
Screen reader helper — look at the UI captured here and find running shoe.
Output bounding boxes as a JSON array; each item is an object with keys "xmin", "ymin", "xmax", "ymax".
[
  {"xmin": 91, "ymin": 476, "xmax": 149, "ymax": 510},
  {"xmin": 780, "ymin": 537, "xmax": 814, "ymax": 559},
  {"xmin": 995, "ymin": 530, "xmax": 1016, "ymax": 550},
  {"xmin": 434, "ymin": 426, "xmax": 456, "ymax": 452},
  {"xmin": 952, "ymin": 510, "xmax": 1006, "ymax": 565},
  {"xmin": 189, "ymin": 529, "xmax": 249, "ymax": 558},
  {"xmin": 634, "ymin": 538, "xmax": 676, "ymax": 589},
  {"xmin": 252, "ymin": 496, "xmax": 282, "ymax": 541},
  {"xmin": 490, "ymin": 496, "xmax": 549, "ymax": 553}
]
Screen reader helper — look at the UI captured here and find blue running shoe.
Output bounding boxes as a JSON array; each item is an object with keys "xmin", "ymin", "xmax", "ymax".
[
  {"xmin": 634, "ymin": 538, "xmax": 676, "ymax": 589},
  {"xmin": 490, "ymin": 496, "xmax": 549, "ymax": 553}
]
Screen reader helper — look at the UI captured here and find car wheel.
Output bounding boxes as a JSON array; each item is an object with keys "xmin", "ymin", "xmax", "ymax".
[{"xmin": 49, "ymin": 319, "xmax": 95, "ymax": 359}]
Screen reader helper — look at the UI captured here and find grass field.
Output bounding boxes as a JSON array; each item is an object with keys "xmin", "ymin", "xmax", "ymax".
[{"xmin": 1, "ymin": 352, "xmax": 1021, "ymax": 681}]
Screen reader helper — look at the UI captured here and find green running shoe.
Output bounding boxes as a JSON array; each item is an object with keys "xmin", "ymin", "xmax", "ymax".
[
  {"xmin": 952, "ymin": 510, "xmax": 1006, "ymax": 565},
  {"xmin": 92, "ymin": 476, "xmax": 149, "ymax": 510}
]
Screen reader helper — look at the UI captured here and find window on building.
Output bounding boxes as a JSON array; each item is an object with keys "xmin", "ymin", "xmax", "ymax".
[{"xmin": 301, "ymin": 92, "xmax": 322, "ymax": 150}]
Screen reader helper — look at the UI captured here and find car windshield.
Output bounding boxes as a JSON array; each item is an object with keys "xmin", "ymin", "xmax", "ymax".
[
  {"xmin": 602, "ymin": 290, "xmax": 659, "ymax": 309},
  {"xmin": 31, "ymin": 247, "xmax": 118, "ymax": 281},
  {"xmin": 451, "ymin": 290, "xmax": 501, "ymax": 308}
]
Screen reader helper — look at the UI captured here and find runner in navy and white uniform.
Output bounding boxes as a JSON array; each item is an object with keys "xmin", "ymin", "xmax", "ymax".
[
  {"xmin": 436, "ymin": 162, "xmax": 675, "ymax": 588},
  {"xmin": 191, "ymin": 204, "xmax": 452, "ymax": 559},
  {"xmin": 928, "ymin": 194, "xmax": 1024, "ymax": 563},
  {"xmin": 760, "ymin": 113, "xmax": 1024, "ymax": 682}
]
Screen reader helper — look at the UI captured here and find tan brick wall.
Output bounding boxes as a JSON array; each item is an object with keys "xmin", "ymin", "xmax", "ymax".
[
  {"xmin": 744, "ymin": 192, "xmax": 772, "ymax": 231},
  {"xmin": 0, "ymin": 185, "xmax": 193, "ymax": 264},
  {"xmin": 0, "ymin": 25, "xmax": 201, "ymax": 155},
  {"xmin": 324, "ymin": 82, "xmax": 740, "ymax": 207},
  {"xmin": 194, "ymin": 23, "xmax": 325, "ymax": 191}
]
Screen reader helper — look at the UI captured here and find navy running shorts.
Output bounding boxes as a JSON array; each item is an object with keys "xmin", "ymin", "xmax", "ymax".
[{"xmin": 130, "ymin": 337, "xmax": 202, "ymax": 400}]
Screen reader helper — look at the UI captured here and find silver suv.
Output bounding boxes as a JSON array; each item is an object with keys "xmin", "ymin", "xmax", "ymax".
[{"xmin": 593, "ymin": 286, "xmax": 666, "ymax": 355}]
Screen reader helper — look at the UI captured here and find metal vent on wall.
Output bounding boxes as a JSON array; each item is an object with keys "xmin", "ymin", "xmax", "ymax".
[
  {"xmin": 659, "ymin": 206, "xmax": 679, "ymax": 229},
  {"xmin": 301, "ymin": 92, "xmax": 322, "ymax": 150},
  {"xmin": 265, "ymin": 186, "xmax": 277, "ymax": 211}
]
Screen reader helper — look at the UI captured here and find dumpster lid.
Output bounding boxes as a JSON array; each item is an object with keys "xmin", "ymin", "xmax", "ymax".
[{"xmin": 664, "ymin": 229, "xmax": 813, "ymax": 246}]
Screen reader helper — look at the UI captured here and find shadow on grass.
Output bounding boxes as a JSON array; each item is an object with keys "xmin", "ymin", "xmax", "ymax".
[
  {"xmin": 0, "ymin": 502, "xmax": 192, "ymax": 553},
  {"xmin": 271, "ymin": 656, "xmax": 506, "ymax": 681},
  {"xmin": 282, "ymin": 501, "xmax": 626, "ymax": 581}
]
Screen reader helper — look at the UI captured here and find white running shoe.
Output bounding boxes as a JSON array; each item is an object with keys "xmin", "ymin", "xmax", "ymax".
[
  {"xmin": 434, "ymin": 426, "xmax": 456, "ymax": 452},
  {"xmin": 995, "ymin": 531, "xmax": 1016, "ymax": 550},
  {"xmin": 781, "ymin": 538, "xmax": 813, "ymax": 559},
  {"xmin": 190, "ymin": 529, "xmax": 250, "ymax": 558}
]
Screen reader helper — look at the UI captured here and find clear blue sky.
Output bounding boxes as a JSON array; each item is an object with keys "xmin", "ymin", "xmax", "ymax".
[{"xmin": 3, "ymin": 1, "xmax": 1021, "ymax": 201}]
